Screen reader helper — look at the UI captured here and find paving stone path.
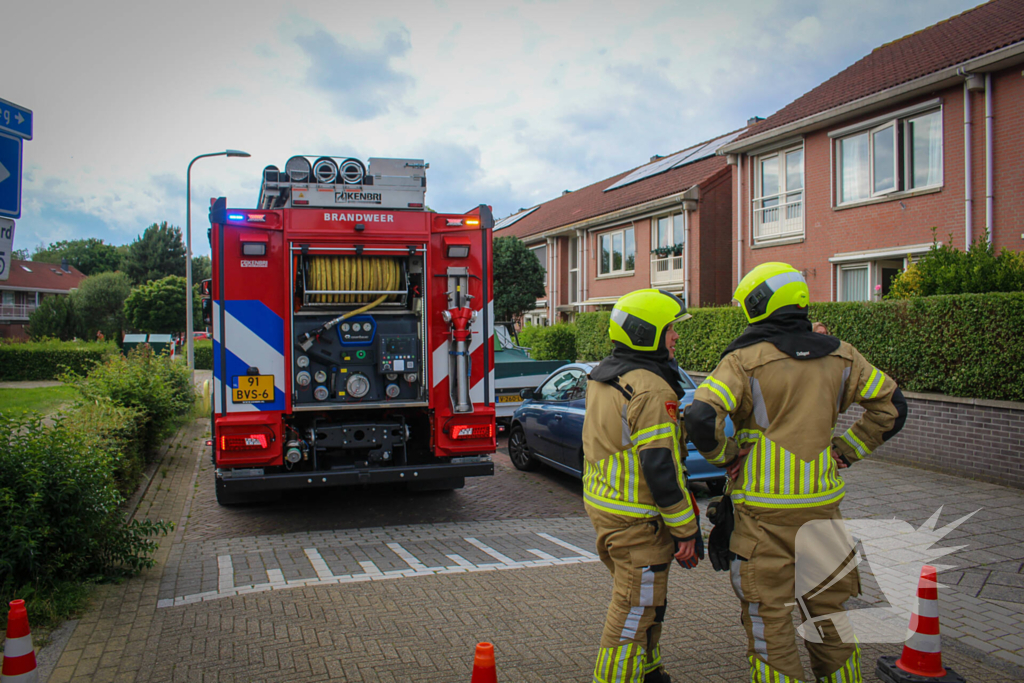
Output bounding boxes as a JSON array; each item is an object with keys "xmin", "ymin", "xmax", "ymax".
[{"xmin": 36, "ymin": 419, "xmax": 1024, "ymax": 681}]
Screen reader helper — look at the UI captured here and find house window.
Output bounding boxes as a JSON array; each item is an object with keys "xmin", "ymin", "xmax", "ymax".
[
  {"xmin": 753, "ymin": 145, "xmax": 803, "ymax": 242},
  {"xmin": 837, "ymin": 108, "xmax": 942, "ymax": 205},
  {"xmin": 651, "ymin": 214, "xmax": 685, "ymax": 285},
  {"xmin": 568, "ymin": 236, "xmax": 579, "ymax": 304},
  {"xmin": 531, "ymin": 244, "xmax": 547, "ymax": 287},
  {"xmin": 840, "ymin": 265, "xmax": 870, "ymax": 302},
  {"xmin": 598, "ymin": 228, "xmax": 635, "ymax": 276}
]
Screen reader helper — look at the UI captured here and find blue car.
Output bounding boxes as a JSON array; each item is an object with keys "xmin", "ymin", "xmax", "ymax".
[{"xmin": 508, "ymin": 363, "xmax": 730, "ymax": 495}]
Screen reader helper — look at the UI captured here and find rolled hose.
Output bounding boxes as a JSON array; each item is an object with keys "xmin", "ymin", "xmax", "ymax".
[{"xmin": 300, "ymin": 256, "xmax": 402, "ymax": 346}]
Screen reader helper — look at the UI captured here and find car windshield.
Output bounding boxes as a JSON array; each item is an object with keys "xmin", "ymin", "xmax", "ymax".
[{"xmin": 538, "ymin": 369, "xmax": 584, "ymax": 401}]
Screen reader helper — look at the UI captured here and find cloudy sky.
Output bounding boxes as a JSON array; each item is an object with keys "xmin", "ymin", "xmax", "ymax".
[{"xmin": 5, "ymin": 0, "xmax": 980, "ymax": 257}]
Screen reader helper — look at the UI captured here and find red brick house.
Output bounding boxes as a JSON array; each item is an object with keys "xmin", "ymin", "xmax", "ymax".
[
  {"xmin": 495, "ymin": 129, "xmax": 744, "ymax": 324},
  {"xmin": 0, "ymin": 259, "xmax": 87, "ymax": 340},
  {"xmin": 719, "ymin": 0, "xmax": 1024, "ymax": 302}
]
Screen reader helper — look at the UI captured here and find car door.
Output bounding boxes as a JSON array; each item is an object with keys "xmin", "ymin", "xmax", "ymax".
[
  {"xmin": 552, "ymin": 372, "xmax": 588, "ymax": 471},
  {"xmin": 530, "ymin": 368, "xmax": 585, "ymax": 459}
]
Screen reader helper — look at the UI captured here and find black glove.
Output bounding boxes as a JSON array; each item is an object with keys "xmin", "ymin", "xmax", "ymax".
[{"xmin": 706, "ymin": 494, "xmax": 735, "ymax": 572}]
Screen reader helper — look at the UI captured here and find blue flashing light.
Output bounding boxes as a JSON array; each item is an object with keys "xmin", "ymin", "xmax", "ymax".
[{"xmin": 227, "ymin": 213, "xmax": 246, "ymax": 221}]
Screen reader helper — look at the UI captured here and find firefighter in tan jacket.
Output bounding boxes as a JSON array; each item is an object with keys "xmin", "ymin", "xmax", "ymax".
[
  {"xmin": 583, "ymin": 289, "xmax": 702, "ymax": 683},
  {"xmin": 684, "ymin": 262, "xmax": 908, "ymax": 683}
]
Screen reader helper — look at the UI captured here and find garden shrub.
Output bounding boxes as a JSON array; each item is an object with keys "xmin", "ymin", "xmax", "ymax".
[
  {"xmin": 673, "ymin": 293, "xmax": 1024, "ymax": 402},
  {"xmin": 0, "ymin": 339, "xmax": 116, "ymax": 381},
  {"xmin": 64, "ymin": 400, "xmax": 145, "ymax": 498},
  {"xmin": 888, "ymin": 234, "xmax": 1024, "ymax": 298},
  {"xmin": 67, "ymin": 346, "xmax": 194, "ymax": 451},
  {"xmin": 529, "ymin": 322, "xmax": 577, "ymax": 361},
  {"xmin": 0, "ymin": 413, "xmax": 172, "ymax": 591},
  {"xmin": 575, "ymin": 312, "xmax": 614, "ymax": 361},
  {"xmin": 194, "ymin": 339, "xmax": 213, "ymax": 370}
]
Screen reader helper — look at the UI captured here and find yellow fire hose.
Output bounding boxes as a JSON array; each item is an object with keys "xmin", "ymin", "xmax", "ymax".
[{"xmin": 299, "ymin": 256, "xmax": 402, "ymax": 349}]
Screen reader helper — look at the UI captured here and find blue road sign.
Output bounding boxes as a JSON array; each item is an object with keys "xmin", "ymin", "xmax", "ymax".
[
  {"xmin": 0, "ymin": 98, "xmax": 32, "ymax": 140},
  {"xmin": 0, "ymin": 132, "xmax": 23, "ymax": 219}
]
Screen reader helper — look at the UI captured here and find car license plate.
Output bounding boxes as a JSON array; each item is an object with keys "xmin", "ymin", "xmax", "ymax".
[
  {"xmin": 497, "ymin": 394, "xmax": 521, "ymax": 403},
  {"xmin": 232, "ymin": 375, "xmax": 274, "ymax": 404}
]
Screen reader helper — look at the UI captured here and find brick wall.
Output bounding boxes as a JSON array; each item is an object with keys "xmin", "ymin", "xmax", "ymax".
[{"xmin": 687, "ymin": 371, "xmax": 1024, "ymax": 489}]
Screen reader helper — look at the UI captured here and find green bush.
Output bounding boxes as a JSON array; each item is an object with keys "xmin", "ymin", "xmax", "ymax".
[
  {"xmin": 68, "ymin": 346, "xmax": 194, "ymax": 451},
  {"xmin": 517, "ymin": 323, "xmax": 542, "ymax": 351},
  {"xmin": 64, "ymin": 400, "xmax": 145, "ymax": 498},
  {"xmin": 194, "ymin": 339, "xmax": 213, "ymax": 370},
  {"xmin": 0, "ymin": 339, "xmax": 116, "ymax": 381},
  {"xmin": 889, "ymin": 233, "xmax": 1024, "ymax": 298},
  {"xmin": 0, "ymin": 413, "xmax": 172, "ymax": 590},
  {"xmin": 575, "ymin": 312, "xmax": 615, "ymax": 361},
  {"xmin": 673, "ymin": 293, "xmax": 1024, "ymax": 402},
  {"xmin": 531, "ymin": 322, "xmax": 577, "ymax": 361},
  {"xmin": 28, "ymin": 295, "xmax": 81, "ymax": 341}
]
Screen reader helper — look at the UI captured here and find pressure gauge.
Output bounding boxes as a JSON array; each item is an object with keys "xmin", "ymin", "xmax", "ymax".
[
  {"xmin": 296, "ymin": 371, "xmax": 311, "ymax": 387},
  {"xmin": 313, "ymin": 386, "xmax": 329, "ymax": 401},
  {"xmin": 296, "ymin": 355, "xmax": 310, "ymax": 368},
  {"xmin": 404, "ymin": 373, "xmax": 418, "ymax": 384},
  {"xmin": 385, "ymin": 383, "xmax": 401, "ymax": 399},
  {"xmin": 341, "ymin": 323, "xmax": 350, "ymax": 332},
  {"xmin": 363, "ymin": 322, "xmax": 373, "ymax": 332},
  {"xmin": 346, "ymin": 373, "xmax": 371, "ymax": 398},
  {"xmin": 386, "ymin": 373, "xmax": 398, "ymax": 381},
  {"xmin": 314, "ymin": 370, "xmax": 327, "ymax": 384}
]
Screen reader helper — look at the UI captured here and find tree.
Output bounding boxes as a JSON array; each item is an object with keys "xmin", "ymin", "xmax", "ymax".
[
  {"xmin": 12, "ymin": 248, "xmax": 29, "ymax": 261},
  {"xmin": 28, "ymin": 295, "xmax": 81, "ymax": 340},
  {"xmin": 493, "ymin": 236, "xmax": 547, "ymax": 324},
  {"xmin": 31, "ymin": 238, "xmax": 121, "ymax": 275},
  {"xmin": 121, "ymin": 222, "xmax": 186, "ymax": 285},
  {"xmin": 74, "ymin": 271, "xmax": 132, "ymax": 342},
  {"xmin": 124, "ymin": 276, "xmax": 200, "ymax": 334},
  {"xmin": 191, "ymin": 255, "xmax": 211, "ymax": 283}
]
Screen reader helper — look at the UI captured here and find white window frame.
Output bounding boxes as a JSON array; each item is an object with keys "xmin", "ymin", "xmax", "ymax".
[
  {"xmin": 568, "ymin": 236, "xmax": 579, "ymax": 304},
  {"xmin": 530, "ymin": 244, "xmax": 547, "ymax": 287},
  {"xmin": 597, "ymin": 227, "xmax": 635, "ymax": 277},
  {"xmin": 833, "ymin": 105, "xmax": 943, "ymax": 207},
  {"xmin": 752, "ymin": 144, "xmax": 804, "ymax": 243},
  {"xmin": 838, "ymin": 263, "xmax": 871, "ymax": 302}
]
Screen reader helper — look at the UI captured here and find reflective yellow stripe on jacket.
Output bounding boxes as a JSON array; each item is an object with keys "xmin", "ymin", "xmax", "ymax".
[
  {"xmin": 731, "ymin": 433, "xmax": 845, "ymax": 509},
  {"xmin": 583, "ymin": 421, "xmax": 694, "ymax": 527}
]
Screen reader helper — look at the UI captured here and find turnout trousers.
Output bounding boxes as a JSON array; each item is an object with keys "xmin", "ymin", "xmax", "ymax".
[
  {"xmin": 730, "ymin": 506, "xmax": 862, "ymax": 683},
  {"xmin": 587, "ymin": 506, "xmax": 675, "ymax": 683}
]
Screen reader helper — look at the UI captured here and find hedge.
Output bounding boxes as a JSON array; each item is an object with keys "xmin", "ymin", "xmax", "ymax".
[
  {"xmin": 673, "ymin": 293, "xmax": 1024, "ymax": 402},
  {"xmin": 63, "ymin": 400, "xmax": 146, "ymax": 498},
  {"xmin": 194, "ymin": 339, "xmax": 213, "ymax": 370},
  {"xmin": 575, "ymin": 312, "xmax": 614, "ymax": 361},
  {"xmin": 0, "ymin": 339, "xmax": 117, "ymax": 381}
]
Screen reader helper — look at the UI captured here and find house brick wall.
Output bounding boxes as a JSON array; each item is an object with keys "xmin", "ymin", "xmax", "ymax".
[
  {"xmin": 836, "ymin": 393, "xmax": 1024, "ymax": 489},
  {"xmin": 696, "ymin": 170, "xmax": 734, "ymax": 306},
  {"xmin": 735, "ymin": 63, "xmax": 1024, "ymax": 301}
]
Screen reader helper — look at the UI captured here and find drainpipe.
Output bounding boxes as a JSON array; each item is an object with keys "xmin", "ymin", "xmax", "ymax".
[
  {"xmin": 727, "ymin": 154, "xmax": 743, "ymax": 287},
  {"xmin": 961, "ymin": 72, "xmax": 974, "ymax": 247},
  {"xmin": 985, "ymin": 72, "xmax": 994, "ymax": 244}
]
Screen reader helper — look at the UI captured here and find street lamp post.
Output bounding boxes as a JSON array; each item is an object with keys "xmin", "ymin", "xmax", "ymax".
[{"xmin": 186, "ymin": 149, "xmax": 250, "ymax": 382}]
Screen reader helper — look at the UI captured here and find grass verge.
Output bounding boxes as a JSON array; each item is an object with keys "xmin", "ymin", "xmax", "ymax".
[
  {"xmin": 0, "ymin": 385, "xmax": 79, "ymax": 415},
  {"xmin": 0, "ymin": 580, "xmax": 93, "ymax": 646}
]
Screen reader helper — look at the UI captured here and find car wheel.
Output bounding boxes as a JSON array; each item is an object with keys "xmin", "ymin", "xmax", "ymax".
[
  {"xmin": 508, "ymin": 425, "xmax": 538, "ymax": 471},
  {"xmin": 705, "ymin": 479, "xmax": 726, "ymax": 496}
]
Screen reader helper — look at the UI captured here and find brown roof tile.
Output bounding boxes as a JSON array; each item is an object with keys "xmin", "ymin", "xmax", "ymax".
[
  {"xmin": 1, "ymin": 259, "xmax": 87, "ymax": 291},
  {"xmin": 738, "ymin": 0, "xmax": 1024, "ymax": 141},
  {"xmin": 498, "ymin": 150, "xmax": 729, "ymax": 241}
]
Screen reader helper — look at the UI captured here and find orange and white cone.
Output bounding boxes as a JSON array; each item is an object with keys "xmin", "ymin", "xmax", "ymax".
[
  {"xmin": 876, "ymin": 565, "xmax": 965, "ymax": 683},
  {"xmin": 470, "ymin": 642, "xmax": 497, "ymax": 683},
  {"xmin": 2, "ymin": 600, "xmax": 38, "ymax": 682}
]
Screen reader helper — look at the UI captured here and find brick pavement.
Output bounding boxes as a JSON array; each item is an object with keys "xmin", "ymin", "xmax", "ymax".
[{"xmin": 40, "ymin": 419, "xmax": 1024, "ymax": 681}]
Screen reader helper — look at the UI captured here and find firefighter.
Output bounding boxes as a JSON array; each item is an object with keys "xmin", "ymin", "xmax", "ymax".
[
  {"xmin": 684, "ymin": 262, "xmax": 908, "ymax": 683},
  {"xmin": 583, "ymin": 289, "xmax": 702, "ymax": 683}
]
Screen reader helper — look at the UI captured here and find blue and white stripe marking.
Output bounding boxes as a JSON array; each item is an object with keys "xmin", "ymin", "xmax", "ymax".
[{"xmin": 213, "ymin": 300, "xmax": 286, "ymax": 413}]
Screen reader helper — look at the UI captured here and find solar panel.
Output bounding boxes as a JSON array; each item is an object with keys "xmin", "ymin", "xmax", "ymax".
[
  {"xmin": 493, "ymin": 206, "xmax": 539, "ymax": 230},
  {"xmin": 603, "ymin": 129, "xmax": 745, "ymax": 192}
]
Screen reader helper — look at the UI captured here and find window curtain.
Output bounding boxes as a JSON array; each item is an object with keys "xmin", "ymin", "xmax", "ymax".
[{"xmin": 841, "ymin": 267, "xmax": 869, "ymax": 301}]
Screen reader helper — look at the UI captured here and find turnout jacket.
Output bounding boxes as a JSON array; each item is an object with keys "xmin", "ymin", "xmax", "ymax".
[
  {"xmin": 583, "ymin": 368, "xmax": 698, "ymax": 538},
  {"xmin": 687, "ymin": 341, "xmax": 905, "ymax": 522}
]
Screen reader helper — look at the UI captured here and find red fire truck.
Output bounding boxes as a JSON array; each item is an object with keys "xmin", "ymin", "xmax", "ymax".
[{"xmin": 203, "ymin": 155, "xmax": 495, "ymax": 505}]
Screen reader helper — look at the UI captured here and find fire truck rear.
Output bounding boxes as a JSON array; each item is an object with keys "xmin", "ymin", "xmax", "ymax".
[{"xmin": 204, "ymin": 155, "xmax": 495, "ymax": 505}]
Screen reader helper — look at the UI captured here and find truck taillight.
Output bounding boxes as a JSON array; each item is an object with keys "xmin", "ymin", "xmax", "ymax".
[
  {"xmin": 220, "ymin": 434, "xmax": 269, "ymax": 450},
  {"xmin": 451, "ymin": 424, "xmax": 494, "ymax": 440}
]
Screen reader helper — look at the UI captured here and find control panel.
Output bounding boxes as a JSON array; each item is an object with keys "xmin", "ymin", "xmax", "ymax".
[{"xmin": 293, "ymin": 313, "xmax": 422, "ymax": 407}]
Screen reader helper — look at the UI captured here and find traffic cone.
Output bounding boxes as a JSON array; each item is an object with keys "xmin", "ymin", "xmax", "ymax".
[
  {"xmin": 876, "ymin": 565, "xmax": 965, "ymax": 683},
  {"xmin": 470, "ymin": 641, "xmax": 497, "ymax": 683},
  {"xmin": 2, "ymin": 599, "xmax": 38, "ymax": 682}
]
